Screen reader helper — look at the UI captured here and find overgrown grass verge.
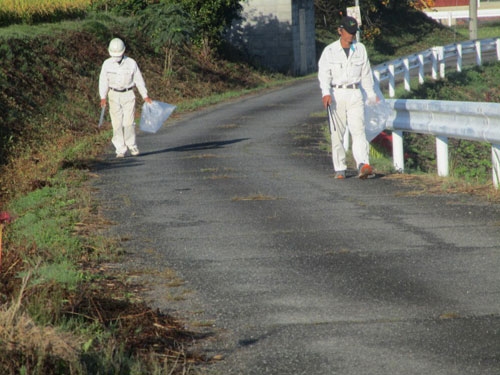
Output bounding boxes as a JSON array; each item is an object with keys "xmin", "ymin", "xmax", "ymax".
[{"xmin": 0, "ymin": 138, "xmax": 212, "ymax": 373}]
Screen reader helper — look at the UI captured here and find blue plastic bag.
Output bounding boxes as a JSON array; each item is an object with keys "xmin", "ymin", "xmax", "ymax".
[{"xmin": 139, "ymin": 100, "xmax": 176, "ymax": 133}]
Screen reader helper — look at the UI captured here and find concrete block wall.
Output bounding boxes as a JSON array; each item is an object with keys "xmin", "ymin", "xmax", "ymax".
[{"xmin": 227, "ymin": 0, "xmax": 316, "ymax": 75}]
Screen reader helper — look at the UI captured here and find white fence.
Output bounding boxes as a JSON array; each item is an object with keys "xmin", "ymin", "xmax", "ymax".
[
  {"xmin": 370, "ymin": 37, "xmax": 500, "ymax": 187},
  {"xmin": 424, "ymin": 8, "xmax": 500, "ymax": 27}
]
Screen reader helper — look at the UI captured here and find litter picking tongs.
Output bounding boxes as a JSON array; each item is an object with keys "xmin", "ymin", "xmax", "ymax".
[
  {"xmin": 326, "ymin": 103, "xmax": 337, "ymax": 133},
  {"xmin": 98, "ymin": 105, "xmax": 106, "ymax": 128}
]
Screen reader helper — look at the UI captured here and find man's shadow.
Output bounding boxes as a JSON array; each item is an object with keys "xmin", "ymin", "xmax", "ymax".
[
  {"xmin": 140, "ymin": 138, "xmax": 249, "ymax": 157},
  {"xmin": 92, "ymin": 138, "xmax": 249, "ymax": 172}
]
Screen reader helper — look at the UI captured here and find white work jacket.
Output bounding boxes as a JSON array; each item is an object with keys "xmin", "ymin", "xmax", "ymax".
[
  {"xmin": 318, "ymin": 39, "xmax": 376, "ymax": 100},
  {"xmin": 99, "ymin": 56, "xmax": 148, "ymax": 100}
]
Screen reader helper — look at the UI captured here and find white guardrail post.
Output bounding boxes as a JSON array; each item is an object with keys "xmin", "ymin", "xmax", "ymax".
[
  {"xmin": 436, "ymin": 136, "xmax": 449, "ymax": 177},
  {"xmin": 431, "ymin": 47, "xmax": 439, "ymax": 80},
  {"xmin": 389, "ymin": 63, "xmax": 395, "ymax": 97},
  {"xmin": 392, "ymin": 131, "xmax": 405, "ymax": 173},
  {"xmin": 456, "ymin": 43, "xmax": 463, "ymax": 72},
  {"xmin": 438, "ymin": 46, "xmax": 445, "ymax": 78},
  {"xmin": 475, "ymin": 40, "xmax": 482, "ymax": 66},
  {"xmin": 418, "ymin": 53, "xmax": 425, "ymax": 84},
  {"xmin": 385, "ymin": 99, "xmax": 500, "ymax": 188},
  {"xmin": 493, "ymin": 145, "xmax": 500, "ymax": 188},
  {"xmin": 403, "ymin": 58, "xmax": 410, "ymax": 92}
]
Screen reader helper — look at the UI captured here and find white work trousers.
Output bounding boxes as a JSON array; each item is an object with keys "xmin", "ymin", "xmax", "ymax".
[
  {"xmin": 329, "ymin": 88, "xmax": 370, "ymax": 171},
  {"xmin": 108, "ymin": 89, "xmax": 137, "ymax": 155}
]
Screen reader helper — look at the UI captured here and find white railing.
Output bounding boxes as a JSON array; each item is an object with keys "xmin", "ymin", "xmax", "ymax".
[
  {"xmin": 423, "ymin": 8, "xmax": 500, "ymax": 27},
  {"xmin": 373, "ymin": 37, "xmax": 500, "ymax": 98},
  {"xmin": 367, "ymin": 37, "xmax": 500, "ymax": 188},
  {"xmin": 384, "ymin": 99, "xmax": 500, "ymax": 188}
]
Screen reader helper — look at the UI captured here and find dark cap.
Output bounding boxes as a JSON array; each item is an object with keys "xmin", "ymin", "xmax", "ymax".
[{"xmin": 340, "ymin": 16, "xmax": 358, "ymax": 34}]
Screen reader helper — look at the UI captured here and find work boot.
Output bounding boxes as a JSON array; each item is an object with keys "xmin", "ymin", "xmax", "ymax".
[
  {"xmin": 334, "ymin": 170, "xmax": 346, "ymax": 179},
  {"xmin": 358, "ymin": 163, "xmax": 373, "ymax": 179}
]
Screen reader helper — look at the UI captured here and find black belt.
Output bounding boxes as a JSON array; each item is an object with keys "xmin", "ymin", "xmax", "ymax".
[
  {"xmin": 331, "ymin": 83, "xmax": 360, "ymax": 89},
  {"xmin": 110, "ymin": 86, "xmax": 134, "ymax": 92}
]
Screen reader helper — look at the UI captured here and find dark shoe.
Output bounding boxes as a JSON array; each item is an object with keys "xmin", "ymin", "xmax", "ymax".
[
  {"xmin": 358, "ymin": 163, "xmax": 373, "ymax": 179},
  {"xmin": 334, "ymin": 170, "xmax": 346, "ymax": 179}
]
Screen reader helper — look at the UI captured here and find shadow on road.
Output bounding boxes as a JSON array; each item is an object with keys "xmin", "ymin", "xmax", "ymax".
[
  {"xmin": 92, "ymin": 138, "xmax": 250, "ymax": 172},
  {"xmin": 140, "ymin": 138, "xmax": 250, "ymax": 157}
]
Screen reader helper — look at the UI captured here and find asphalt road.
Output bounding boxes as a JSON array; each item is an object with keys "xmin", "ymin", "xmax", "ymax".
[{"xmin": 95, "ymin": 78, "xmax": 500, "ymax": 375}]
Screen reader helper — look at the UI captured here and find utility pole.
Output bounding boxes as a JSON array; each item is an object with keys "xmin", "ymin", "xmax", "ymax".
[
  {"xmin": 469, "ymin": 0, "xmax": 478, "ymax": 40},
  {"xmin": 355, "ymin": 0, "xmax": 361, "ymax": 42}
]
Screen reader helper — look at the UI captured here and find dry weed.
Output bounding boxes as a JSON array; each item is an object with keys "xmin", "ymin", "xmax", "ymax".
[
  {"xmin": 232, "ymin": 194, "xmax": 278, "ymax": 201},
  {"xmin": 385, "ymin": 173, "xmax": 500, "ymax": 202},
  {"xmin": 0, "ymin": 271, "xmax": 81, "ymax": 363},
  {"xmin": 183, "ymin": 154, "xmax": 217, "ymax": 159},
  {"xmin": 204, "ymin": 174, "xmax": 231, "ymax": 180}
]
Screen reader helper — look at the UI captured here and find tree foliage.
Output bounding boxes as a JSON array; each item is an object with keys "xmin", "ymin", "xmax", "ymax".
[
  {"xmin": 314, "ymin": 0, "xmax": 438, "ymax": 40},
  {"xmin": 166, "ymin": 0, "xmax": 242, "ymax": 47},
  {"xmin": 91, "ymin": 0, "xmax": 242, "ymax": 48},
  {"xmin": 133, "ymin": 2, "xmax": 195, "ymax": 75},
  {"xmin": 408, "ymin": 0, "xmax": 436, "ymax": 10}
]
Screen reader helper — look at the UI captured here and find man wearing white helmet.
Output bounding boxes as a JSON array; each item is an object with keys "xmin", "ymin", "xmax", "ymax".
[{"xmin": 99, "ymin": 38, "xmax": 152, "ymax": 157}]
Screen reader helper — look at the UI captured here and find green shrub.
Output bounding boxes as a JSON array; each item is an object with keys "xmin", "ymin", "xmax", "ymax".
[
  {"xmin": 81, "ymin": 20, "xmax": 113, "ymax": 43},
  {"xmin": 133, "ymin": 2, "xmax": 195, "ymax": 75},
  {"xmin": 18, "ymin": 261, "xmax": 83, "ymax": 291},
  {"xmin": 88, "ymin": 0, "xmax": 151, "ymax": 15},
  {"xmin": 169, "ymin": 0, "xmax": 242, "ymax": 48}
]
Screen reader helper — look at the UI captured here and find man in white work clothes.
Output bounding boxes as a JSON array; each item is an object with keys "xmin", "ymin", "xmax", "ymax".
[
  {"xmin": 318, "ymin": 16, "xmax": 378, "ymax": 179},
  {"xmin": 99, "ymin": 38, "xmax": 152, "ymax": 158}
]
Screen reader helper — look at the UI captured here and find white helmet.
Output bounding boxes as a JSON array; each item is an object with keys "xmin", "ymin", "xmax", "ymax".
[{"xmin": 108, "ymin": 38, "xmax": 125, "ymax": 57}]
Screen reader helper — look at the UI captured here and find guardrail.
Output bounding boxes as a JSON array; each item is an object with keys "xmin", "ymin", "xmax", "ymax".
[
  {"xmin": 384, "ymin": 99, "xmax": 500, "ymax": 188},
  {"xmin": 366, "ymin": 38, "xmax": 500, "ymax": 188},
  {"xmin": 372, "ymin": 37, "xmax": 500, "ymax": 97}
]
